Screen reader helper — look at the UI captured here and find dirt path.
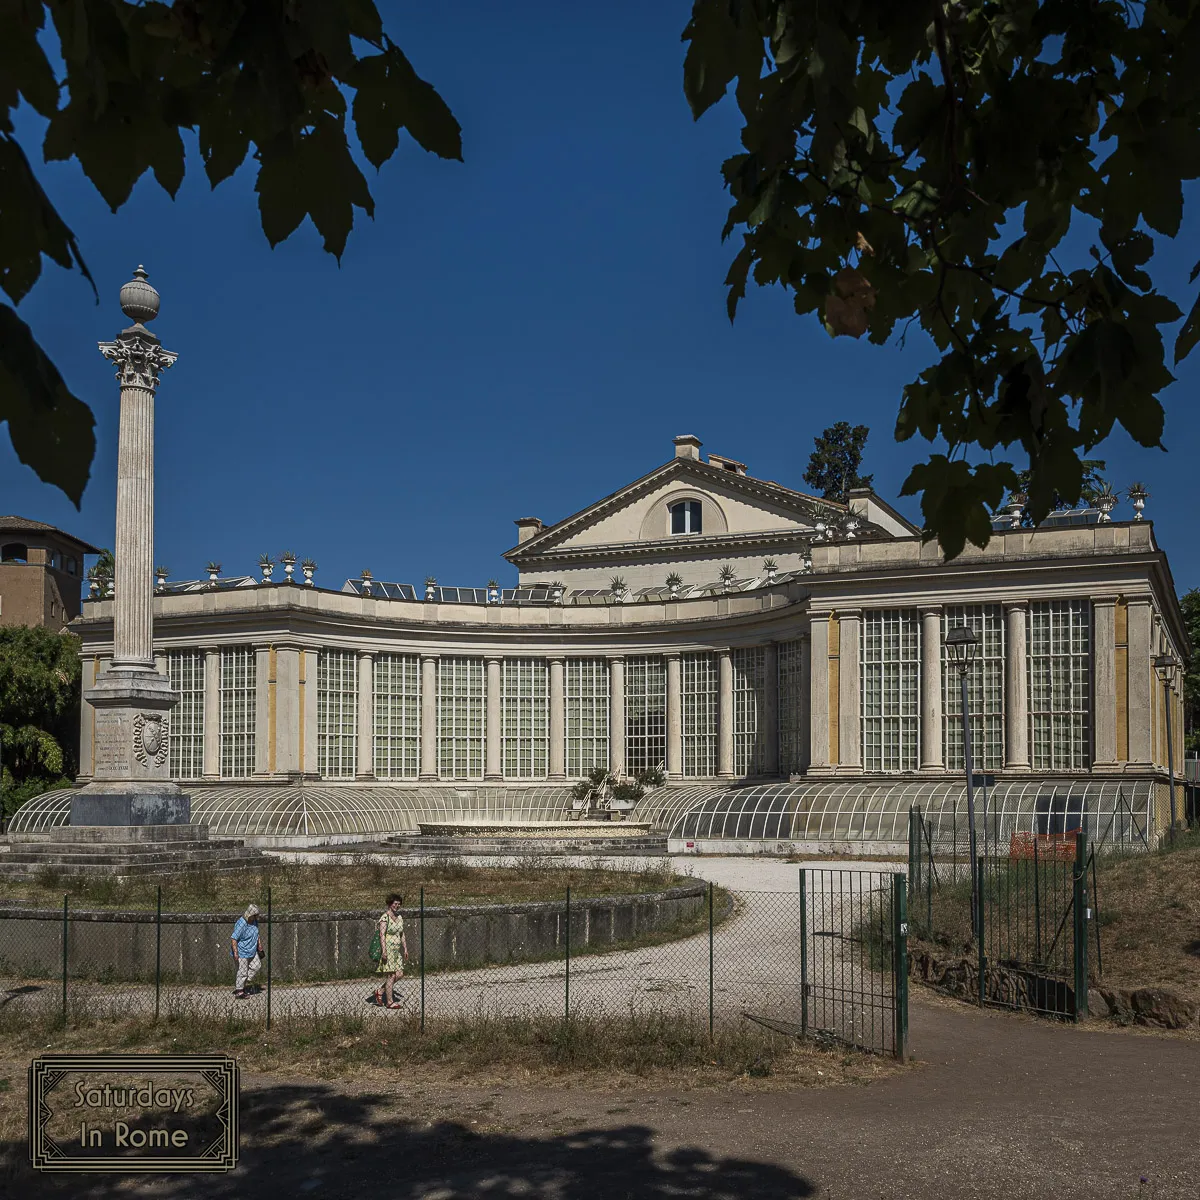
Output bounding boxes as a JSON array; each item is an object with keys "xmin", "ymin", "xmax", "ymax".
[{"xmin": 4, "ymin": 995, "xmax": 1197, "ymax": 1198}]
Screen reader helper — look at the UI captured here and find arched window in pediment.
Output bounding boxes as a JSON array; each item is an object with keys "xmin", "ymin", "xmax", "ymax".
[{"xmin": 670, "ymin": 500, "xmax": 702, "ymax": 535}]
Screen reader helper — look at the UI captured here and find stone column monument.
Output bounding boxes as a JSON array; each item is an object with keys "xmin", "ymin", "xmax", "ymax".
[{"xmin": 70, "ymin": 266, "xmax": 188, "ymax": 828}]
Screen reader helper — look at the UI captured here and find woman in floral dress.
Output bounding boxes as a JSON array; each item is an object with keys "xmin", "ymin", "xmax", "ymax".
[{"xmin": 374, "ymin": 893, "xmax": 408, "ymax": 1009}]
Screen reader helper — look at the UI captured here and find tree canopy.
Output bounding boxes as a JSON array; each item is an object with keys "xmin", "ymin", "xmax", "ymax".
[
  {"xmin": 2, "ymin": 1, "xmax": 460, "ymax": 506},
  {"xmin": 0, "ymin": 625, "xmax": 81, "ymax": 818},
  {"xmin": 683, "ymin": 0, "xmax": 1200, "ymax": 556},
  {"xmin": 803, "ymin": 421, "xmax": 874, "ymax": 502},
  {"xmin": 1180, "ymin": 588, "xmax": 1200, "ymax": 754}
]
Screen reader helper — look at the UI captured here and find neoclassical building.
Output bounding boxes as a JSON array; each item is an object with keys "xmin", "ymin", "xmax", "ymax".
[{"xmin": 16, "ymin": 436, "xmax": 1187, "ymax": 851}]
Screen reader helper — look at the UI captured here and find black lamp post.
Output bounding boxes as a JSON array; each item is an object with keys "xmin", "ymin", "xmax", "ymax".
[
  {"xmin": 1153, "ymin": 653, "xmax": 1180, "ymax": 846},
  {"xmin": 945, "ymin": 624, "xmax": 981, "ymax": 931}
]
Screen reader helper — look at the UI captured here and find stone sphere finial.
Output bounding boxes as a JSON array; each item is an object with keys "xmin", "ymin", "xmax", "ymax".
[{"xmin": 119, "ymin": 265, "xmax": 160, "ymax": 324}]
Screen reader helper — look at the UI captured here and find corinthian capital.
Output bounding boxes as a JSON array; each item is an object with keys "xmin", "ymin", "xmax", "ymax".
[{"xmin": 98, "ymin": 329, "xmax": 179, "ymax": 392}]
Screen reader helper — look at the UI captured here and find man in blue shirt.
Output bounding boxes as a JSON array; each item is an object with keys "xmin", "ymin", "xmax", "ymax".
[{"xmin": 229, "ymin": 904, "xmax": 262, "ymax": 998}]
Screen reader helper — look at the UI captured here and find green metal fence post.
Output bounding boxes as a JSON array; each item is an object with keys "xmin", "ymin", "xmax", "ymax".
[
  {"xmin": 564, "ymin": 886, "xmax": 571, "ymax": 1022},
  {"xmin": 266, "ymin": 886, "xmax": 272, "ymax": 1031},
  {"xmin": 154, "ymin": 885, "xmax": 162, "ymax": 1022},
  {"xmin": 61, "ymin": 894, "xmax": 68, "ymax": 1024},
  {"xmin": 799, "ymin": 869, "xmax": 808, "ymax": 1038},
  {"xmin": 976, "ymin": 860, "xmax": 986, "ymax": 1008},
  {"xmin": 907, "ymin": 807, "xmax": 917, "ymax": 900},
  {"xmin": 893, "ymin": 874, "xmax": 908, "ymax": 1062},
  {"xmin": 419, "ymin": 886, "xmax": 426, "ymax": 1033},
  {"xmin": 1073, "ymin": 828, "xmax": 1089, "ymax": 1022},
  {"xmin": 707, "ymin": 882, "xmax": 714, "ymax": 1039}
]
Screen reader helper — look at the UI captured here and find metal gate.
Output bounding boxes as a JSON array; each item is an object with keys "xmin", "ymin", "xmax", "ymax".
[{"xmin": 799, "ymin": 869, "xmax": 909, "ymax": 1058}]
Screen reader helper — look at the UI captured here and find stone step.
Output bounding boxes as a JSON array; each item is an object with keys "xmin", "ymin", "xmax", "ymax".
[
  {"xmin": 0, "ymin": 841, "xmax": 253, "ymax": 862},
  {"xmin": 0, "ymin": 860, "xmax": 260, "ymax": 881},
  {"xmin": 383, "ymin": 834, "xmax": 668, "ymax": 856}
]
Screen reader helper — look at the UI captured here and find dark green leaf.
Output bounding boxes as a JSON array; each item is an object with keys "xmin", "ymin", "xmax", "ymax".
[
  {"xmin": 352, "ymin": 42, "xmax": 463, "ymax": 168},
  {"xmin": 0, "ymin": 133, "xmax": 95, "ymax": 305},
  {"xmin": 0, "ymin": 304, "xmax": 95, "ymax": 506}
]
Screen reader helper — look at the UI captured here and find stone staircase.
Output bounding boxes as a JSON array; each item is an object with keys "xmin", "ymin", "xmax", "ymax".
[
  {"xmin": 0, "ymin": 825, "xmax": 264, "ymax": 880},
  {"xmin": 383, "ymin": 832, "xmax": 669, "ymax": 857}
]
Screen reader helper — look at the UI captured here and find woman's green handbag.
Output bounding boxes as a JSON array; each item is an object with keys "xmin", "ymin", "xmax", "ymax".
[{"xmin": 368, "ymin": 929, "xmax": 382, "ymax": 964}]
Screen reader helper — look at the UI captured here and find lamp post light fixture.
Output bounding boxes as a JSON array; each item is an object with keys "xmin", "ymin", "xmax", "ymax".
[
  {"xmin": 1153, "ymin": 653, "xmax": 1181, "ymax": 845},
  {"xmin": 945, "ymin": 624, "xmax": 982, "ymax": 932}
]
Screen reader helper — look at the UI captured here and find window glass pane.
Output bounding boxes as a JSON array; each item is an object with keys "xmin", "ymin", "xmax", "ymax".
[
  {"xmin": 565, "ymin": 658, "xmax": 609, "ymax": 775},
  {"xmin": 626, "ymin": 656, "xmax": 666, "ymax": 773},
  {"xmin": 374, "ymin": 655, "xmax": 420, "ymax": 778},
  {"xmin": 681, "ymin": 652, "xmax": 717, "ymax": 776},
  {"xmin": 219, "ymin": 648, "xmax": 256, "ymax": 779},
  {"xmin": 503, "ymin": 658, "xmax": 548, "ymax": 779},
  {"xmin": 777, "ymin": 639, "xmax": 806, "ymax": 775},
  {"xmin": 167, "ymin": 651, "xmax": 204, "ymax": 779},
  {"xmin": 942, "ymin": 606, "xmax": 1005, "ymax": 770},
  {"xmin": 317, "ymin": 651, "xmax": 357, "ymax": 779},
  {"xmin": 861, "ymin": 610, "xmax": 920, "ymax": 772},
  {"xmin": 1028, "ymin": 600, "xmax": 1091, "ymax": 770},
  {"xmin": 733, "ymin": 646, "xmax": 765, "ymax": 775},
  {"xmin": 689, "ymin": 501, "xmax": 702, "ymax": 533},
  {"xmin": 438, "ymin": 658, "xmax": 485, "ymax": 779},
  {"xmin": 671, "ymin": 503, "xmax": 685, "ymax": 534}
]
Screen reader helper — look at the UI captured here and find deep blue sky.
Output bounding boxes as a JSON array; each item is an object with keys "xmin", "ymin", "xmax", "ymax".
[{"xmin": 3, "ymin": 4, "xmax": 1197, "ymax": 592}]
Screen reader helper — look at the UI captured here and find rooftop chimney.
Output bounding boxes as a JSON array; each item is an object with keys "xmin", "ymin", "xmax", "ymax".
[
  {"xmin": 515, "ymin": 517, "xmax": 544, "ymax": 544},
  {"xmin": 708, "ymin": 453, "xmax": 747, "ymax": 476},
  {"xmin": 673, "ymin": 434, "xmax": 702, "ymax": 461}
]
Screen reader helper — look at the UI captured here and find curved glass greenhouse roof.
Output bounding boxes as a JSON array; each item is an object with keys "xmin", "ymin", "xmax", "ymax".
[
  {"xmin": 7, "ymin": 784, "xmax": 577, "ymax": 839},
  {"xmin": 634, "ymin": 778, "xmax": 1155, "ymax": 846}
]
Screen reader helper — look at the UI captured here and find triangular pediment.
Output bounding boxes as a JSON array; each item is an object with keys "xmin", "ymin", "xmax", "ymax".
[{"xmin": 504, "ymin": 458, "xmax": 848, "ymax": 564}]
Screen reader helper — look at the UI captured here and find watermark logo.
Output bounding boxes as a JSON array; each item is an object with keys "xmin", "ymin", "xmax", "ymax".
[{"xmin": 29, "ymin": 1054, "xmax": 238, "ymax": 1173}]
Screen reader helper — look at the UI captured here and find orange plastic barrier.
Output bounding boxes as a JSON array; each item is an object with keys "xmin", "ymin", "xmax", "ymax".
[{"xmin": 1008, "ymin": 831, "xmax": 1077, "ymax": 862}]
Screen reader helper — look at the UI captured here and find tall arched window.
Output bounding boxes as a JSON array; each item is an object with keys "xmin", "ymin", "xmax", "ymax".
[{"xmin": 670, "ymin": 500, "xmax": 702, "ymax": 534}]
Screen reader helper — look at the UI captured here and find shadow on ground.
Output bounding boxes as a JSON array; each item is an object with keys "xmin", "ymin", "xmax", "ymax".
[{"xmin": 4, "ymin": 1080, "xmax": 815, "ymax": 1199}]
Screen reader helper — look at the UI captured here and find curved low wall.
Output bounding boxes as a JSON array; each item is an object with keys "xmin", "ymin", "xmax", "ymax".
[{"xmin": 0, "ymin": 884, "xmax": 708, "ymax": 985}]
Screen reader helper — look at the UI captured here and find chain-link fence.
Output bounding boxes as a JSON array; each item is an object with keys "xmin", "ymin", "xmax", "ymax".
[{"xmin": 0, "ymin": 879, "xmax": 908, "ymax": 1058}]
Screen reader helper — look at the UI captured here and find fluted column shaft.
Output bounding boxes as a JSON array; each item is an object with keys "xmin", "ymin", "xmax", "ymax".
[
  {"xmin": 717, "ymin": 649, "xmax": 734, "ymax": 777},
  {"xmin": 609, "ymin": 657, "xmax": 626, "ymax": 776},
  {"xmin": 112, "ymin": 382, "xmax": 155, "ymax": 667},
  {"xmin": 203, "ymin": 648, "xmax": 221, "ymax": 779},
  {"xmin": 1004, "ymin": 602, "xmax": 1030, "ymax": 768},
  {"xmin": 356, "ymin": 652, "xmax": 374, "ymax": 778},
  {"xmin": 485, "ymin": 657, "xmax": 503, "ymax": 779},
  {"xmin": 420, "ymin": 655, "xmax": 438, "ymax": 779},
  {"xmin": 549, "ymin": 657, "xmax": 566, "ymax": 779},
  {"xmin": 920, "ymin": 607, "xmax": 943, "ymax": 770},
  {"xmin": 665, "ymin": 653, "xmax": 682, "ymax": 779}
]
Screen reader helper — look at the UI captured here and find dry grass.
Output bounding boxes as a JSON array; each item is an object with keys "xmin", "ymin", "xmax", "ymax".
[
  {"xmin": 0, "ymin": 858, "xmax": 693, "ymax": 914},
  {"xmin": 1092, "ymin": 830, "xmax": 1200, "ymax": 1001},
  {"xmin": 0, "ymin": 1010, "xmax": 901, "ymax": 1094}
]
